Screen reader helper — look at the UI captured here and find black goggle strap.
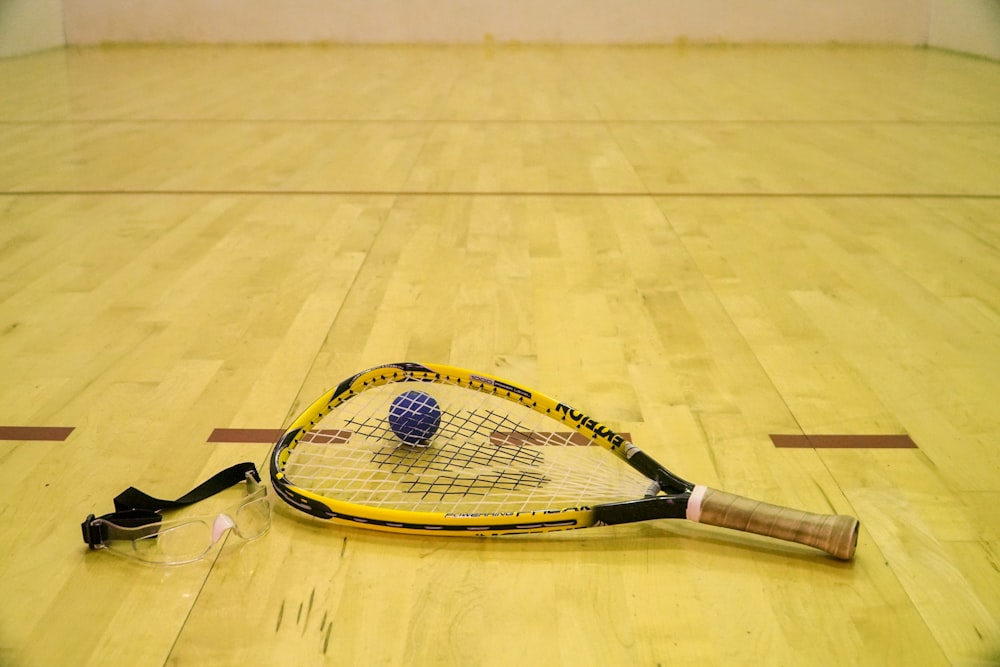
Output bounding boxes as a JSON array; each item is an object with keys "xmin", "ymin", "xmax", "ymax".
[{"xmin": 81, "ymin": 462, "xmax": 261, "ymax": 549}]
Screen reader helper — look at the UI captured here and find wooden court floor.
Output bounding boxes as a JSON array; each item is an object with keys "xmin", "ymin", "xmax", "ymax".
[{"xmin": 0, "ymin": 44, "xmax": 998, "ymax": 666}]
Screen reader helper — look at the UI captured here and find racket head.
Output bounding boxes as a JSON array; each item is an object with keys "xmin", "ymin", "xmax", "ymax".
[{"xmin": 269, "ymin": 362, "xmax": 669, "ymax": 535}]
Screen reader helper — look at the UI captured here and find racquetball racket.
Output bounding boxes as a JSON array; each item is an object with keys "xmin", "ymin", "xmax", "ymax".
[{"xmin": 270, "ymin": 362, "xmax": 859, "ymax": 559}]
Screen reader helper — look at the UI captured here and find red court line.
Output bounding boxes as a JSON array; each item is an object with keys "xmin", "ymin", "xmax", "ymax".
[
  {"xmin": 208, "ymin": 428, "xmax": 285, "ymax": 443},
  {"xmin": 491, "ymin": 431, "xmax": 632, "ymax": 446},
  {"xmin": 770, "ymin": 434, "xmax": 917, "ymax": 449},
  {"xmin": 0, "ymin": 426, "xmax": 74, "ymax": 441},
  {"xmin": 207, "ymin": 428, "xmax": 632, "ymax": 445}
]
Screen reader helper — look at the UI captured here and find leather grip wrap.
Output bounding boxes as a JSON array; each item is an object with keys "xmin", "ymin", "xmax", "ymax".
[{"xmin": 694, "ymin": 487, "xmax": 859, "ymax": 560}]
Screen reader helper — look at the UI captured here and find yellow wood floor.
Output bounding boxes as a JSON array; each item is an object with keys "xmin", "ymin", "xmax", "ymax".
[{"xmin": 1, "ymin": 44, "xmax": 998, "ymax": 666}]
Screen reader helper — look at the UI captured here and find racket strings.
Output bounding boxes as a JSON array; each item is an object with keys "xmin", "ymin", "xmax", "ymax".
[
  {"xmin": 369, "ymin": 435, "xmax": 543, "ymax": 475},
  {"xmin": 282, "ymin": 379, "xmax": 651, "ymax": 513},
  {"xmin": 399, "ymin": 469, "xmax": 549, "ymax": 499}
]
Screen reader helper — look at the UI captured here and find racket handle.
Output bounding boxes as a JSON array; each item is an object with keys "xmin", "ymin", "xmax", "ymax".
[{"xmin": 689, "ymin": 486, "xmax": 859, "ymax": 560}]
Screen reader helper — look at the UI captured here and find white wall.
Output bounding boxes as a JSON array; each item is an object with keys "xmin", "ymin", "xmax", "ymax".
[
  {"xmin": 62, "ymin": 0, "xmax": 930, "ymax": 46},
  {"xmin": 0, "ymin": 0, "xmax": 65, "ymax": 57},
  {"xmin": 2, "ymin": 0, "xmax": 998, "ymax": 59},
  {"xmin": 929, "ymin": 0, "xmax": 1000, "ymax": 59}
]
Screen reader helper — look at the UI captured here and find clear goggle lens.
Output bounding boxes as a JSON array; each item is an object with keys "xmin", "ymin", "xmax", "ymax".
[{"xmin": 96, "ymin": 482, "xmax": 270, "ymax": 565}]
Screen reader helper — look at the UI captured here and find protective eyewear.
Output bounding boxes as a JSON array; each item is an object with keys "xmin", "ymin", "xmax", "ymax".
[{"xmin": 82, "ymin": 462, "xmax": 271, "ymax": 565}]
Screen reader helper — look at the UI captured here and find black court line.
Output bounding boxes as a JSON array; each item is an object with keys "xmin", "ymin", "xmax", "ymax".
[
  {"xmin": 2, "ymin": 190, "xmax": 998, "ymax": 199},
  {"xmin": 3, "ymin": 118, "xmax": 999, "ymax": 125}
]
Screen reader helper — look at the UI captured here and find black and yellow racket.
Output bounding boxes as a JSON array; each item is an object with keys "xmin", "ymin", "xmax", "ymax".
[{"xmin": 270, "ymin": 362, "xmax": 859, "ymax": 559}]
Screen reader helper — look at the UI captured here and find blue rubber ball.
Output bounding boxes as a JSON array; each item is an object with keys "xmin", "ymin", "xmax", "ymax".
[{"xmin": 388, "ymin": 390, "xmax": 442, "ymax": 446}]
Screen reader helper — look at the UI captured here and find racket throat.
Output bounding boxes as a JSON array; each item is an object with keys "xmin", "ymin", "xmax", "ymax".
[
  {"xmin": 620, "ymin": 448, "xmax": 693, "ymax": 496},
  {"xmin": 592, "ymin": 495, "xmax": 689, "ymax": 525}
]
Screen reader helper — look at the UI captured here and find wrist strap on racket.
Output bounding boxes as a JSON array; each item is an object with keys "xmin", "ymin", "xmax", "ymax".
[{"xmin": 81, "ymin": 462, "xmax": 261, "ymax": 549}]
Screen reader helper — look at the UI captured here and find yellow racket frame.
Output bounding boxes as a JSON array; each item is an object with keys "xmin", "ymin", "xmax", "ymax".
[{"xmin": 269, "ymin": 362, "xmax": 650, "ymax": 535}]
